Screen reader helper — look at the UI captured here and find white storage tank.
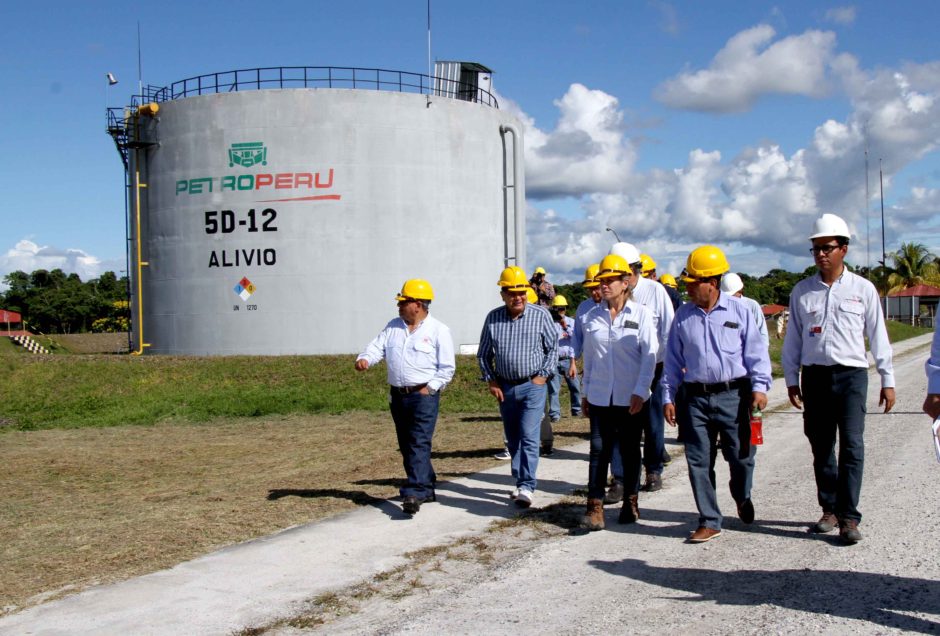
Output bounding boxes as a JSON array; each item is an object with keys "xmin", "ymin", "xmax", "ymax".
[{"xmin": 109, "ymin": 65, "xmax": 524, "ymax": 355}]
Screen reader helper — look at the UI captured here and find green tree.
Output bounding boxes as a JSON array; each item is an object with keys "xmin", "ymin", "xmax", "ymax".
[{"xmin": 887, "ymin": 242, "xmax": 937, "ymax": 293}]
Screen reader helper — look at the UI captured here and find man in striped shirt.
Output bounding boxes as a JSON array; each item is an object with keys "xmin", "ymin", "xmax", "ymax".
[{"xmin": 478, "ymin": 266, "xmax": 558, "ymax": 508}]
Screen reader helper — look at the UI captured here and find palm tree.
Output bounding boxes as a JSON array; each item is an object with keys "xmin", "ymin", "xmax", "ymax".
[{"xmin": 886, "ymin": 242, "xmax": 938, "ymax": 293}]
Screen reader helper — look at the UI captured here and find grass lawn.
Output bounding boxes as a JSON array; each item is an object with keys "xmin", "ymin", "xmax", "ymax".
[{"xmin": 0, "ymin": 321, "xmax": 929, "ymax": 615}]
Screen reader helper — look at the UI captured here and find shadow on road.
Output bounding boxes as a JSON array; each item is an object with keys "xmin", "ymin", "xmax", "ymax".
[{"xmin": 590, "ymin": 557, "xmax": 940, "ymax": 633}]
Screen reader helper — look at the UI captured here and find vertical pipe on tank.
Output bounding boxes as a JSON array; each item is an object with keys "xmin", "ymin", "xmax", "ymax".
[
  {"xmin": 499, "ymin": 123, "xmax": 525, "ymax": 271},
  {"xmin": 131, "ymin": 164, "xmax": 150, "ymax": 355}
]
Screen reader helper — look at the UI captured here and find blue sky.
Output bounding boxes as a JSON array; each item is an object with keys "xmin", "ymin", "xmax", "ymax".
[{"xmin": 2, "ymin": 1, "xmax": 939, "ymax": 284}]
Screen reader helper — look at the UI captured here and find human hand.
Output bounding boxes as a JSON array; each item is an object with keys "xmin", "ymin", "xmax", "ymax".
[
  {"xmin": 787, "ymin": 385, "xmax": 803, "ymax": 410},
  {"xmin": 664, "ymin": 403, "xmax": 676, "ymax": 426},
  {"xmin": 751, "ymin": 392, "xmax": 768, "ymax": 411},
  {"xmin": 531, "ymin": 376, "xmax": 547, "ymax": 385},
  {"xmin": 923, "ymin": 394, "xmax": 940, "ymax": 419},
  {"xmin": 488, "ymin": 381, "xmax": 504, "ymax": 403},
  {"xmin": 628, "ymin": 394, "xmax": 645, "ymax": 415},
  {"xmin": 354, "ymin": 359, "xmax": 369, "ymax": 371},
  {"xmin": 880, "ymin": 387, "xmax": 896, "ymax": 413}
]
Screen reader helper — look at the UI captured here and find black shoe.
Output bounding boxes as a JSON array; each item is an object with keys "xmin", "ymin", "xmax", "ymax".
[
  {"xmin": 661, "ymin": 449, "xmax": 672, "ymax": 465},
  {"xmin": 539, "ymin": 444, "xmax": 554, "ymax": 457},
  {"xmin": 618, "ymin": 495, "xmax": 639, "ymax": 524},
  {"xmin": 603, "ymin": 481, "xmax": 624, "ymax": 505},
  {"xmin": 737, "ymin": 498, "xmax": 755, "ymax": 524},
  {"xmin": 642, "ymin": 472, "xmax": 662, "ymax": 492},
  {"xmin": 402, "ymin": 496, "xmax": 421, "ymax": 515}
]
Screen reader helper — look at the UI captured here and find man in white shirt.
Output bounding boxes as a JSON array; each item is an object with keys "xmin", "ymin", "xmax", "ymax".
[
  {"xmin": 720, "ymin": 272, "xmax": 769, "ymax": 346},
  {"xmin": 782, "ymin": 214, "xmax": 895, "ymax": 544},
  {"xmin": 355, "ymin": 279, "xmax": 456, "ymax": 516}
]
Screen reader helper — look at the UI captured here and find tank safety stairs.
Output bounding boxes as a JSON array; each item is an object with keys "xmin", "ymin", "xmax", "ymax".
[{"xmin": 10, "ymin": 334, "xmax": 50, "ymax": 355}]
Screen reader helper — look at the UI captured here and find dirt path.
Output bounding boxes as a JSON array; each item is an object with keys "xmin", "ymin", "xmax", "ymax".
[{"xmin": 318, "ymin": 342, "xmax": 940, "ymax": 635}]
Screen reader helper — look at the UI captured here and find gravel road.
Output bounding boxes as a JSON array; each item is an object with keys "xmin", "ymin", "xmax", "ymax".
[{"xmin": 318, "ymin": 341, "xmax": 940, "ymax": 635}]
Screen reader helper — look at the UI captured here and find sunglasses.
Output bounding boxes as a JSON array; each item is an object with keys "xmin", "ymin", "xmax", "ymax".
[{"xmin": 810, "ymin": 244, "xmax": 842, "ymax": 255}]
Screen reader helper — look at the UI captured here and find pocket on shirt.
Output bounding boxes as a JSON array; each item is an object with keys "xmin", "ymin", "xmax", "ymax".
[
  {"xmin": 717, "ymin": 325, "xmax": 741, "ymax": 355},
  {"xmin": 413, "ymin": 340, "xmax": 435, "ymax": 354},
  {"xmin": 839, "ymin": 299, "xmax": 864, "ymax": 330}
]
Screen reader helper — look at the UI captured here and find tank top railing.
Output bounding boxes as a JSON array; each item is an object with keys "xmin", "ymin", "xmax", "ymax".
[{"xmin": 137, "ymin": 66, "xmax": 498, "ymax": 108}]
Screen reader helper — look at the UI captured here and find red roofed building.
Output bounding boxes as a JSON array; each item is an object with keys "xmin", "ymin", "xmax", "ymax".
[
  {"xmin": 1, "ymin": 308, "xmax": 25, "ymax": 335},
  {"xmin": 887, "ymin": 284, "xmax": 940, "ymax": 327}
]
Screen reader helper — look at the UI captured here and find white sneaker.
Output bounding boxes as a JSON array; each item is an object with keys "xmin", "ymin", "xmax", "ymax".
[
  {"xmin": 494, "ymin": 448, "xmax": 511, "ymax": 460},
  {"xmin": 515, "ymin": 488, "xmax": 533, "ymax": 508},
  {"xmin": 510, "ymin": 487, "xmax": 520, "ymax": 500}
]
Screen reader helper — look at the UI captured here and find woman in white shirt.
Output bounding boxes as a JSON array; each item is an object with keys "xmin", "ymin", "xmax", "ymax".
[{"xmin": 579, "ymin": 254, "xmax": 658, "ymax": 530}]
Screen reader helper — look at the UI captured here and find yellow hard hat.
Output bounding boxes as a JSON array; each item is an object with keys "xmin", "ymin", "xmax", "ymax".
[
  {"xmin": 533, "ymin": 266, "xmax": 546, "ymax": 275},
  {"xmin": 582, "ymin": 263, "xmax": 600, "ymax": 288},
  {"xmin": 660, "ymin": 273, "xmax": 677, "ymax": 288},
  {"xmin": 596, "ymin": 254, "xmax": 631, "ymax": 280},
  {"xmin": 681, "ymin": 245, "xmax": 730, "ymax": 282},
  {"xmin": 526, "ymin": 287, "xmax": 538, "ymax": 304},
  {"xmin": 552, "ymin": 295, "xmax": 568, "ymax": 308},
  {"xmin": 498, "ymin": 266, "xmax": 530, "ymax": 291},
  {"xmin": 395, "ymin": 279, "xmax": 434, "ymax": 301},
  {"xmin": 640, "ymin": 254, "xmax": 657, "ymax": 276}
]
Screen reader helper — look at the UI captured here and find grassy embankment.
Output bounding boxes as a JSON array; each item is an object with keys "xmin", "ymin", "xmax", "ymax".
[{"xmin": 2, "ymin": 321, "xmax": 930, "ymax": 431}]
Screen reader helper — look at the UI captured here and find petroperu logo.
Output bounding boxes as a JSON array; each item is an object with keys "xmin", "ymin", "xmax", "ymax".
[
  {"xmin": 175, "ymin": 141, "xmax": 341, "ymax": 203},
  {"xmin": 228, "ymin": 142, "xmax": 267, "ymax": 168}
]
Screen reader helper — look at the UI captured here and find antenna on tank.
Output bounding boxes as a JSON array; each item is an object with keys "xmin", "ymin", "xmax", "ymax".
[
  {"xmin": 137, "ymin": 21, "xmax": 143, "ymax": 98},
  {"xmin": 426, "ymin": 0, "xmax": 432, "ymax": 107}
]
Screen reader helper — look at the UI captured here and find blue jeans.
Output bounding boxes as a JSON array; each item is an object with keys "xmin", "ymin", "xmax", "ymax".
[
  {"xmin": 643, "ymin": 364, "xmax": 666, "ymax": 474},
  {"xmin": 676, "ymin": 383, "xmax": 755, "ymax": 530},
  {"xmin": 587, "ymin": 402, "xmax": 646, "ymax": 499},
  {"xmin": 389, "ymin": 390, "xmax": 440, "ymax": 499},
  {"xmin": 800, "ymin": 365, "xmax": 867, "ymax": 522},
  {"xmin": 499, "ymin": 380, "xmax": 547, "ymax": 492},
  {"xmin": 548, "ymin": 359, "xmax": 582, "ymax": 419}
]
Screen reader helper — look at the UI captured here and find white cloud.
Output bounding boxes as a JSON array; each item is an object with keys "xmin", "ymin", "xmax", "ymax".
[
  {"xmin": 523, "ymin": 61, "xmax": 940, "ymax": 280},
  {"xmin": 0, "ymin": 239, "xmax": 117, "ymax": 286},
  {"xmin": 504, "ymin": 84, "xmax": 637, "ymax": 199},
  {"xmin": 654, "ymin": 25, "xmax": 837, "ymax": 112},
  {"xmin": 823, "ymin": 6, "xmax": 856, "ymax": 25}
]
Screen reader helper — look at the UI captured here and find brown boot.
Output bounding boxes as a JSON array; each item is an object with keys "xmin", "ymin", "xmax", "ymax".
[
  {"xmin": 581, "ymin": 498, "xmax": 605, "ymax": 531},
  {"xmin": 619, "ymin": 494, "xmax": 640, "ymax": 524}
]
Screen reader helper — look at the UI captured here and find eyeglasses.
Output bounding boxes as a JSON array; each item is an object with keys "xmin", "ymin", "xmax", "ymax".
[
  {"xmin": 810, "ymin": 244, "xmax": 842, "ymax": 255},
  {"xmin": 597, "ymin": 277, "xmax": 625, "ymax": 287},
  {"xmin": 680, "ymin": 268, "xmax": 706, "ymax": 283}
]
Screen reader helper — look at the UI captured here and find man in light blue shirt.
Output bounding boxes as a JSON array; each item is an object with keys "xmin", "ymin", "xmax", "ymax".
[
  {"xmin": 356, "ymin": 279, "xmax": 455, "ymax": 516},
  {"xmin": 782, "ymin": 213, "xmax": 895, "ymax": 544},
  {"xmin": 663, "ymin": 246, "xmax": 772, "ymax": 544},
  {"xmin": 478, "ymin": 267, "xmax": 557, "ymax": 508}
]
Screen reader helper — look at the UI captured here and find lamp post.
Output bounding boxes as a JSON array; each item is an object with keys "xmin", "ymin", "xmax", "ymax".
[{"xmin": 606, "ymin": 227, "xmax": 622, "ymax": 242}]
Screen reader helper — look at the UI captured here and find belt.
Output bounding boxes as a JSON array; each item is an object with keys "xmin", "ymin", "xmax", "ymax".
[
  {"xmin": 391, "ymin": 383, "xmax": 427, "ymax": 395},
  {"xmin": 683, "ymin": 377, "xmax": 750, "ymax": 396},
  {"xmin": 497, "ymin": 374, "xmax": 536, "ymax": 387}
]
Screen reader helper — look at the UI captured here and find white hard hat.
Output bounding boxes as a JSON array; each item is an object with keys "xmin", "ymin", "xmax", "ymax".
[
  {"xmin": 720, "ymin": 272, "xmax": 744, "ymax": 295},
  {"xmin": 808, "ymin": 213, "xmax": 850, "ymax": 240},
  {"xmin": 608, "ymin": 242, "xmax": 642, "ymax": 265}
]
